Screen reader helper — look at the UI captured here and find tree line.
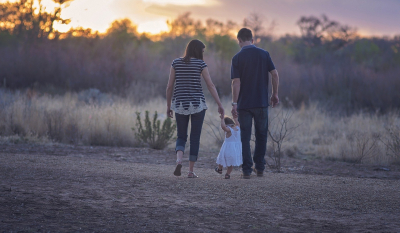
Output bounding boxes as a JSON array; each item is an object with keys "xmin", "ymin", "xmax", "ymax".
[{"xmin": 1, "ymin": 0, "xmax": 399, "ymax": 114}]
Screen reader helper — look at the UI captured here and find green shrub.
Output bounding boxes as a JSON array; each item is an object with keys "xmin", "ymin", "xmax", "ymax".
[{"xmin": 132, "ymin": 111, "xmax": 176, "ymax": 150}]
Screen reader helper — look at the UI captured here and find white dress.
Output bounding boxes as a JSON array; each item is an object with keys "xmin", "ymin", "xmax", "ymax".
[{"xmin": 216, "ymin": 126, "xmax": 243, "ymax": 167}]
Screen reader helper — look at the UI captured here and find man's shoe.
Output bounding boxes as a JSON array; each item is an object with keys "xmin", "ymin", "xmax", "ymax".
[
  {"xmin": 241, "ymin": 173, "xmax": 251, "ymax": 179},
  {"xmin": 253, "ymin": 168, "xmax": 263, "ymax": 177}
]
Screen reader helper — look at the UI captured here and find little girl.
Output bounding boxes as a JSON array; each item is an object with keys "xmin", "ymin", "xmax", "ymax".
[{"xmin": 215, "ymin": 115, "xmax": 242, "ymax": 179}]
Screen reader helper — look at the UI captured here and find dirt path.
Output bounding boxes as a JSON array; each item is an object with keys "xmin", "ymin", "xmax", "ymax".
[{"xmin": 1, "ymin": 145, "xmax": 399, "ymax": 232}]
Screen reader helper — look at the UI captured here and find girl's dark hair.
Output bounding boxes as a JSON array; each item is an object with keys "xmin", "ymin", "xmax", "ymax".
[
  {"xmin": 182, "ymin": 39, "xmax": 205, "ymax": 63},
  {"xmin": 224, "ymin": 116, "xmax": 235, "ymax": 126}
]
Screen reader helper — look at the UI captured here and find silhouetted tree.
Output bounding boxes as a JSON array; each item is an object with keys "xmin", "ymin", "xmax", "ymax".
[
  {"xmin": 297, "ymin": 14, "xmax": 356, "ymax": 48},
  {"xmin": 0, "ymin": 0, "xmax": 72, "ymax": 41},
  {"xmin": 243, "ymin": 12, "xmax": 276, "ymax": 43},
  {"xmin": 243, "ymin": 12, "xmax": 264, "ymax": 39},
  {"xmin": 166, "ymin": 12, "xmax": 203, "ymax": 38}
]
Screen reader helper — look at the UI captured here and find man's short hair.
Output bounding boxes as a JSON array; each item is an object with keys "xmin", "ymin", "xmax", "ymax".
[{"xmin": 237, "ymin": 28, "xmax": 253, "ymax": 42}]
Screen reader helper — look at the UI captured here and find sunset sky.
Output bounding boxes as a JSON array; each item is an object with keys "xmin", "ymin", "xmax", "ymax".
[{"xmin": 3, "ymin": 0, "xmax": 400, "ymax": 36}]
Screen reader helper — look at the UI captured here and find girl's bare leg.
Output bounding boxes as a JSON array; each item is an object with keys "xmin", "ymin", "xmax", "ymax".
[
  {"xmin": 218, "ymin": 164, "xmax": 223, "ymax": 170},
  {"xmin": 226, "ymin": 166, "xmax": 233, "ymax": 175}
]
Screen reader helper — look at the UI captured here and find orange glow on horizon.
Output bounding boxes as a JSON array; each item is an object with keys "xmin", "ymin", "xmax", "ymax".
[{"xmin": 136, "ymin": 19, "xmax": 169, "ymax": 35}]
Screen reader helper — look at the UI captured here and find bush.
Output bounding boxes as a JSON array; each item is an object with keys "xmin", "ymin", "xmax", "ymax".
[
  {"xmin": 133, "ymin": 111, "xmax": 176, "ymax": 150},
  {"xmin": 382, "ymin": 126, "xmax": 400, "ymax": 164},
  {"xmin": 78, "ymin": 88, "xmax": 113, "ymax": 106}
]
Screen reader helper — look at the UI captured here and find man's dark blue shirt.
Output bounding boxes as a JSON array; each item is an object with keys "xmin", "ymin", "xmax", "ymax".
[{"xmin": 231, "ymin": 45, "xmax": 275, "ymax": 110}]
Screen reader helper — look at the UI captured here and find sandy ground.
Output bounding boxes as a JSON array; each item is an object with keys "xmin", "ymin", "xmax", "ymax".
[{"xmin": 1, "ymin": 144, "xmax": 400, "ymax": 232}]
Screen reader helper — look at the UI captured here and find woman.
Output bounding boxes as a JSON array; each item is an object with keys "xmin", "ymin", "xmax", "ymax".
[{"xmin": 166, "ymin": 39, "xmax": 224, "ymax": 178}]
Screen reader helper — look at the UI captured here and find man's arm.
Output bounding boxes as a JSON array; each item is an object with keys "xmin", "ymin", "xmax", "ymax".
[
  {"xmin": 231, "ymin": 78, "xmax": 240, "ymax": 117},
  {"xmin": 270, "ymin": 69, "xmax": 279, "ymax": 108}
]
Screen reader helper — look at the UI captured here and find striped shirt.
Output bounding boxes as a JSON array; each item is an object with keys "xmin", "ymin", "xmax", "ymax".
[{"xmin": 171, "ymin": 57, "xmax": 208, "ymax": 115}]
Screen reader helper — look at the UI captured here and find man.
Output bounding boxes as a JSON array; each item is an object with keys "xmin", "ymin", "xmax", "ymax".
[{"xmin": 231, "ymin": 28, "xmax": 279, "ymax": 179}]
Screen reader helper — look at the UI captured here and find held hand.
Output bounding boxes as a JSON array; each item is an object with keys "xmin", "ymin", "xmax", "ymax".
[
  {"xmin": 231, "ymin": 105, "xmax": 238, "ymax": 118},
  {"xmin": 167, "ymin": 108, "xmax": 173, "ymax": 118},
  {"xmin": 218, "ymin": 105, "xmax": 225, "ymax": 118},
  {"xmin": 270, "ymin": 94, "xmax": 279, "ymax": 108}
]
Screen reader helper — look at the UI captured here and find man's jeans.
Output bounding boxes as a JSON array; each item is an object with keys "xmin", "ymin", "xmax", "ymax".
[
  {"xmin": 238, "ymin": 107, "xmax": 268, "ymax": 175},
  {"xmin": 175, "ymin": 110, "xmax": 206, "ymax": 162}
]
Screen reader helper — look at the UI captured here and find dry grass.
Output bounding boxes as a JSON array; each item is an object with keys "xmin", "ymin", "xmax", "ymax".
[
  {"xmin": 282, "ymin": 104, "xmax": 399, "ymax": 165},
  {"xmin": 0, "ymin": 89, "xmax": 399, "ymax": 165},
  {"xmin": 0, "ymin": 89, "xmax": 164, "ymax": 147}
]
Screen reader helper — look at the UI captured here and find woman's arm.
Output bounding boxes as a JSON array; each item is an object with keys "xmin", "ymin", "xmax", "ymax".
[
  {"xmin": 201, "ymin": 67, "xmax": 224, "ymax": 117},
  {"xmin": 166, "ymin": 67, "xmax": 176, "ymax": 118}
]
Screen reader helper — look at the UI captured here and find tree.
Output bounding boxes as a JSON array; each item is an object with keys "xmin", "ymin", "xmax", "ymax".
[
  {"xmin": 243, "ymin": 12, "xmax": 264, "ymax": 38},
  {"xmin": 297, "ymin": 14, "xmax": 356, "ymax": 48},
  {"xmin": 0, "ymin": 0, "xmax": 72, "ymax": 40},
  {"xmin": 205, "ymin": 18, "xmax": 224, "ymax": 36},
  {"xmin": 205, "ymin": 18, "xmax": 238, "ymax": 38},
  {"xmin": 166, "ymin": 12, "xmax": 203, "ymax": 38},
  {"xmin": 105, "ymin": 18, "xmax": 138, "ymax": 48},
  {"xmin": 243, "ymin": 12, "xmax": 275, "ymax": 43},
  {"xmin": 106, "ymin": 19, "xmax": 137, "ymax": 37},
  {"xmin": 61, "ymin": 27, "xmax": 98, "ymax": 39}
]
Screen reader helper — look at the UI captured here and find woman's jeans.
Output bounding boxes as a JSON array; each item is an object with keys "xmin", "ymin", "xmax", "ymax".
[
  {"xmin": 238, "ymin": 107, "xmax": 268, "ymax": 175},
  {"xmin": 175, "ymin": 110, "xmax": 206, "ymax": 162}
]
